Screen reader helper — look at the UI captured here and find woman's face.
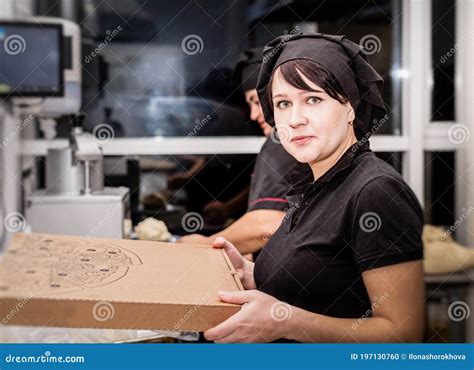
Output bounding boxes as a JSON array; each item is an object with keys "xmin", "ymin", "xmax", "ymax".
[{"xmin": 271, "ymin": 67, "xmax": 355, "ymax": 165}]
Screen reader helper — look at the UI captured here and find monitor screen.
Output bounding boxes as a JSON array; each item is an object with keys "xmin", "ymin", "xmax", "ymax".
[{"xmin": 0, "ymin": 21, "xmax": 63, "ymax": 97}]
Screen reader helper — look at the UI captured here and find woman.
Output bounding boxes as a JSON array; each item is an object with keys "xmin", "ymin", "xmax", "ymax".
[
  {"xmin": 180, "ymin": 48, "xmax": 306, "ymax": 254},
  {"xmin": 204, "ymin": 33, "xmax": 425, "ymax": 343}
]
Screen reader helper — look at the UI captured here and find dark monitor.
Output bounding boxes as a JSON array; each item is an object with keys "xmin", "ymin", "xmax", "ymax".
[{"xmin": 0, "ymin": 21, "xmax": 64, "ymax": 97}]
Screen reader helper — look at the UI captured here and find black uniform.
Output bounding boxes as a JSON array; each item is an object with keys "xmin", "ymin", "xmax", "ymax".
[
  {"xmin": 247, "ymin": 136, "xmax": 306, "ymax": 212},
  {"xmin": 254, "ymin": 141, "xmax": 424, "ymax": 319}
]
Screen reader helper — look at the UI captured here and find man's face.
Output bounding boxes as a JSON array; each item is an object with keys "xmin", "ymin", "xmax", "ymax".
[{"xmin": 245, "ymin": 89, "xmax": 273, "ymax": 137}]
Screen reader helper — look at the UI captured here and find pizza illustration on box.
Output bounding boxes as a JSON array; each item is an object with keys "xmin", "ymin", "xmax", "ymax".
[{"xmin": 0, "ymin": 233, "xmax": 143, "ymax": 295}]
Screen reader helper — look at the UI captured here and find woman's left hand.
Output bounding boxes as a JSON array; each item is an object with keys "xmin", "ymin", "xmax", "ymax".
[{"xmin": 204, "ymin": 290, "xmax": 291, "ymax": 343}]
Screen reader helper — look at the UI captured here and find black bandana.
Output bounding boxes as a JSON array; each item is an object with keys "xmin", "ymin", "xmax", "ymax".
[
  {"xmin": 256, "ymin": 33, "xmax": 386, "ymax": 138},
  {"xmin": 234, "ymin": 48, "xmax": 263, "ymax": 92}
]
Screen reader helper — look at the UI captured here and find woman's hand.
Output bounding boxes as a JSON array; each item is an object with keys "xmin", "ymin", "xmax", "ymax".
[
  {"xmin": 204, "ymin": 290, "xmax": 290, "ymax": 343},
  {"xmin": 212, "ymin": 237, "xmax": 255, "ymax": 290}
]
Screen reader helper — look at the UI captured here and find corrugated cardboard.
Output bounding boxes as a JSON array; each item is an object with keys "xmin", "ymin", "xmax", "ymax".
[{"xmin": 0, "ymin": 233, "xmax": 243, "ymax": 332}]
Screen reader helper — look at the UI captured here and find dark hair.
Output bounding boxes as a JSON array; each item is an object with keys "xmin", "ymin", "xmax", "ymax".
[{"xmin": 268, "ymin": 59, "xmax": 349, "ymax": 106}]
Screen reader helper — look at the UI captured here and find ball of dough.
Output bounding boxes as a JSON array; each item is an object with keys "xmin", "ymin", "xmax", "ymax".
[{"xmin": 135, "ymin": 218, "xmax": 172, "ymax": 242}]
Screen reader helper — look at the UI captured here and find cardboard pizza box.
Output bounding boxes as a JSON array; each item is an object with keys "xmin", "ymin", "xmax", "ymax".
[{"xmin": 0, "ymin": 233, "xmax": 243, "ymax": 332}]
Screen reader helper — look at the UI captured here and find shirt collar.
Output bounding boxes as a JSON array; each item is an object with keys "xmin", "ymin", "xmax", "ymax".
[{"xmin": 288, "ymin": 139, "xmax": 372, "ymax": 194}]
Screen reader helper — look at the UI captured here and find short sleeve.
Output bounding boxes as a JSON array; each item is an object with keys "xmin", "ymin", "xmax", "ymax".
[
  {"xmin": 247, "ymin": 138, "xmax": 307, "ymax": 213},
  {"xmin": 351, "ymin": 175, "xmax": 424, "ymax": 272},
  {"xmin": 247, "ymin": 198, "xmax": 288, "ymax": 212},
  {"xmin": 246, "ymin": 158, "xmax": 294, "ymax": 212}
]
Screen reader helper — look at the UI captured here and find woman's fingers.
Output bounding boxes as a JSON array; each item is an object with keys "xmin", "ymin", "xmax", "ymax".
[
  {"xmin": 212, "ymin": 236, "xmax": 238, "ymax": 253},
  {"xmin": 204, "ymin": 310, "xmax": 245, "ymax": 341},
  {"xmin": 212, "ymin": 236, "xmax": 244, "ymax": 272},
  {"xmin": 205, "ymin": 291, "xmax": 258, "ymax": 342},
  {"xmin": 217, "ymin": 290, "xmax": 254, "ymax": 305},
  {"xmin": 217, "ymin": 237, "xmax": 240, "ymax": 258},
  {"xmin": 212, "ymin": 237, "xmax": 241, "ymax": 259},
  {"xmin": 211, "ymin": 236, "xmax": 228, "ymax": 249}
]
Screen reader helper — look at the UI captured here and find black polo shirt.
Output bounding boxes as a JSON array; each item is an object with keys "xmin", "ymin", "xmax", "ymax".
[
  {"xmin": 254, "ymin": 140, "xmax": 424, "ymax": 319},
  {"xmin": 247, "ymin": 136, "xmax": 306, "ymax": 212}
]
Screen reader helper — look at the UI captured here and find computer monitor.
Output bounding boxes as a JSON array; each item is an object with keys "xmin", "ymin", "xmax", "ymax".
[{"xmin": 0, "ymin": 21, "xmax": 64, "ymax": 97}]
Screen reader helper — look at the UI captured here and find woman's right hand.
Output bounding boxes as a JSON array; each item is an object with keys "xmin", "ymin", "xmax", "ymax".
[{"xmin": 212, "ymin": 236, "xmax": 255, "ymax": 290}]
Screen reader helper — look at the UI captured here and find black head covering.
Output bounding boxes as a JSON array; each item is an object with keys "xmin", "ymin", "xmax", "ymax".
[
  {"xmin": 256, "ymin": 33, "xmax": 386, "ymax": 138},
  {"xmin": 234, "ymin": 48, "xmax": 263, "ymax": 92}
]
